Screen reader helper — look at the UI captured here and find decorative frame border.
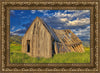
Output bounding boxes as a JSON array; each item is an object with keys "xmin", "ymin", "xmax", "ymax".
[{"xmin": 0, "ymin": 1, "xmax": 99, "ymax": 72}]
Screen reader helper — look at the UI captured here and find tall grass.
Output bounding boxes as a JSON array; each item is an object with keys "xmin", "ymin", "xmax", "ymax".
[{"xmin": 10, "ymin": 43, "xmax": 90, "ymax": 63}]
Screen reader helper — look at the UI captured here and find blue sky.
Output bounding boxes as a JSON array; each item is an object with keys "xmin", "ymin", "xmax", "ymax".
[{"xmin": 10, "ymin": 10, "xmax": 90, "ymax": 41}]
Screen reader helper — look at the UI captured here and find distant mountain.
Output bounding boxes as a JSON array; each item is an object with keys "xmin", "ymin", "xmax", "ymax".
[
  {"xmin": 82, "ymin": 40, "xmax": 90, "ymax": 47},
  {"xmin": 10, "ymin": 35, "xmax": 23, "ymax": 44},
  {"xmin": 10, "ymin": 35, "xmax": 90, "ymax": 47}
]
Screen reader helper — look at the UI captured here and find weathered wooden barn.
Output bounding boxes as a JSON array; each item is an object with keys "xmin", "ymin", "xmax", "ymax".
[{"xmin": 22, "ymin": 17, "xmax": 85, "ymax": 58}]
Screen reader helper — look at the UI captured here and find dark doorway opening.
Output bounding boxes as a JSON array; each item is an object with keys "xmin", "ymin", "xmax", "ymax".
[
  {"xmin": 27, "ymin": 40, "xmax": 30, "ymax": 52},
  {"xmin": 52, "ymin": 41, "xmax": 55, "ymax": 56}
]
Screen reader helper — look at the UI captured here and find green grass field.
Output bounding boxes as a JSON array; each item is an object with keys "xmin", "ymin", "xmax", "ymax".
[{"xmin": 10, "ymin": 43, "xmax": 90, "ymax": 63}]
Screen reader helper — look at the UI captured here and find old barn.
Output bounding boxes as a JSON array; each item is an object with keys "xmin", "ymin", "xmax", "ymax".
[{"xmin": 22, "ymin": 17, "xmax": 85, "ymax": 58}]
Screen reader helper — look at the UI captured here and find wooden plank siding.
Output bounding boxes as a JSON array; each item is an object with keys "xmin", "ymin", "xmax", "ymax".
[{"xmin": 22, "ymin": 17, "xmax": 52, "ymax": 58}]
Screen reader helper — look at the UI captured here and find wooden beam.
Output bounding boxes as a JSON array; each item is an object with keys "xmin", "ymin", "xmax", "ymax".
[{"xmin": 54, "ymin": 42, "xmax": 58, "ymax": 54}]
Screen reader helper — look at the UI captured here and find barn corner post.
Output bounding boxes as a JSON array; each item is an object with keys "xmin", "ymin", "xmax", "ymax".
[
  {"xmin": 54, "ymin": 42, "xmax": 58, "ymax": 54},
  {"xmin": 21, "ymin": 37, "xmax": 25, "ymax": 53}
]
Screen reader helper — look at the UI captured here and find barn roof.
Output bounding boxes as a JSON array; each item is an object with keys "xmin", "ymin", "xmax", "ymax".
[
  {"xmin": 36, "ymin": 17, "xmax": 60, "ymax": 42},
  {"xmin": 53, "ymin": 29, "xmax": 83, "ymax": 52}
]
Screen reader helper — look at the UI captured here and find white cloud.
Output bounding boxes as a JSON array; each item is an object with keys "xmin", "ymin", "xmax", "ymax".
[
  {"xmin": 53, "ymin": 10, "xmax": 90, "ymax": 23},
  {"xmin": 72, "ymin": 26, "xmax": 90, "ymax": 38},
  {"xmin": 10, "ymin": 31, "xmax": 18, "ymax": 35},
  {"xmin": 37, "ymin": 10, "xmax": 49, "ymax": 13},
  {"xmin": 86, "ymin": 25, "xmax": 90, "ymax": 29},
  {"xmin": 15, "ymin": 29, "xmax": 22, "ymax": 32},
  {"xmin": 65, "ymin": 10, "xmax": 90, "ymax": 18},
  {"xmin": 67, "ymin": 18, "xmax": 90, "ymax": 26},
  {"xmin": 31, "ymin": 10, "xmax": 36, "ymax": 14},
  {"xmin": 38, "ymin": 10, "xmax": 44, "ymax": 12},
  {"xmin": 54, "ymin": 12, "xmax": 68, "ymax": 17},
  {"xmin": 31, "ymin": 10, "xmax": 50, "ymax": 17},
  {"xmin": 44, "ymin": 13, "xmax": 49, "ymax": 16},
  {"xmin": 64, "ymin": 10, "xmax": 76, "ymax": 13},
  {"xmin": 11, "ymin": 26, "xmax": 15, "ymax": 30},
  {"xmin": 54, "ymin": 10, "xmax": 80, "ymax": 18},
  {"xmin": 37, "ymin": 10, "xmax": 50, "ymax": 16},
  {"xmin": 60, "ymin": 18, "xmax": 68, "ymax": 22}
]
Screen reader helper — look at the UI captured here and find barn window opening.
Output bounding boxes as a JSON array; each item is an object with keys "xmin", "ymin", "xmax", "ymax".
[
  {"xmin": 72, "ymin": 46, "xmax": 74, "ymax": 48},
  {"xmin": 27, "ymin": 40, "xmax": 30, "ymax": 52}
]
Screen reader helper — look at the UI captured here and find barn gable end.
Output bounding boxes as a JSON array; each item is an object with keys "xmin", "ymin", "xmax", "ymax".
[{"xmin": 22, "ymin": 17, "xmax": 55, "ymax": 58}]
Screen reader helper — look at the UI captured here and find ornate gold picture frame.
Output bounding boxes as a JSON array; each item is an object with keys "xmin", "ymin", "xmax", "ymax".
[{"xmin": 0, "ymin": 0, "xmax": 99, "ymax": 73}]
